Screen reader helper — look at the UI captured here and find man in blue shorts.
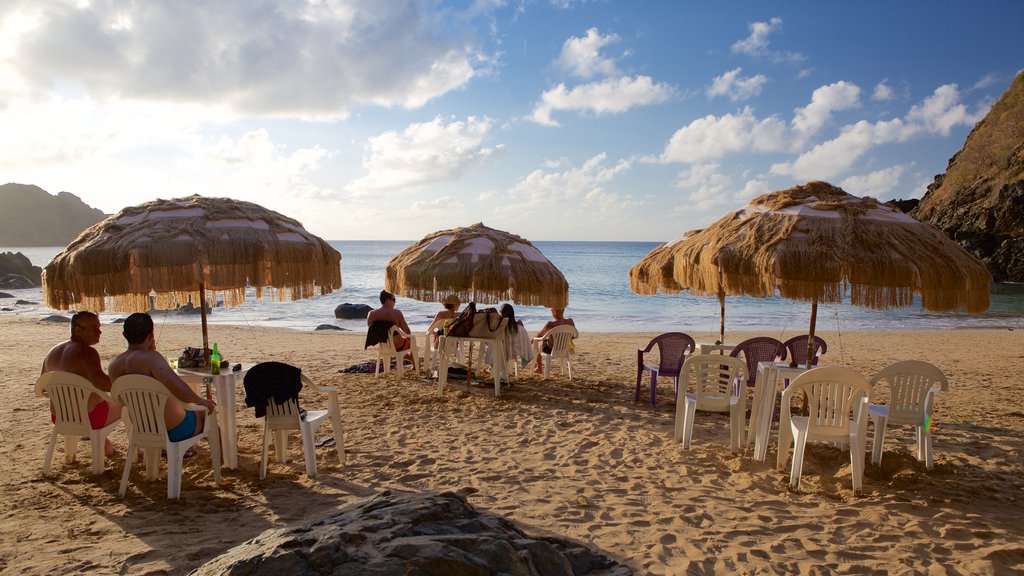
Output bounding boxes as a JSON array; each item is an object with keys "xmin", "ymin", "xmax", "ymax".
[{"xmin": 108, "ymin": 313, "xmax": 215, "ymax": 441}]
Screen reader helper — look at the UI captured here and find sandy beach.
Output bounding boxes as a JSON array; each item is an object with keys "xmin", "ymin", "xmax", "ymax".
[{"xmin": 2, "ymin": 315, "xmax": 1023, "ymax": 575}]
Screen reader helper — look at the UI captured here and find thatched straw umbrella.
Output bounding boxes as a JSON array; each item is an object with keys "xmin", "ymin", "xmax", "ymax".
[
  {"xmin": 385, "ymin": 223, "xmax": 568, "ymax": 309},
  {"xmin": 43, "ymin": 195, "xmax": 342, "ymax": 354},
  {"xmin": 632, "ymin": 181, "xmax": 991, "ymax": 365},
  {"xmin": 629, "ymin": 231, "xmax": 731, "ymax": 344}
]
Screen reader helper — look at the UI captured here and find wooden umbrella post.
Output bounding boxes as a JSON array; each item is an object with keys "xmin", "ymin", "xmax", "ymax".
[
  {"xmin": 806, "ymin": 295, "xmax": 818, "ymax": 369},
  {"xmin": 199, "ymin": 282, "xmax": 212, "ymax": 401},
  {"xmin": 719, "ymin": 292, "xmax": 726, "ymax": 346}
]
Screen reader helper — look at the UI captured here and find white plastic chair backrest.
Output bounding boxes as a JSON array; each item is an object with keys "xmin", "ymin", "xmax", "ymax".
[
  {"xmin": 545, "ymin": 325, "xmax": 578, "ymax": 358},
  {"xmin": 381, "ymin": 325, "xmax": 413, "ymax": 355},
  {"xmin": 681, "ymin": 354, "xmax": 747, "ymax": 411},
  {"xmin": 785, "ymin": 367, "xmax": 872, "ymax": 440},
  {"xmin": 265, "ymin": 396, "xmax": 302, "ymax": 423},
  {"xmin": 870, "ymin": 360, "xmax": 948, "ymax": 422},
  {"xmin": 111, "ymin": 375, "xmax": 172, "ymax": 449},
  {"xmin": 35, "ymin": 371, "xmax": 109, "ymax": 435}
]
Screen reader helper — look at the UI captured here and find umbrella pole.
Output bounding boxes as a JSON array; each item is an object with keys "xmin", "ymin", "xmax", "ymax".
[
  {"xmin": 719, "ymin": 294, "xmax": 726, "ymax": 346},
  {"xmin": 806, "ymin": 296, "xmax": 818, "ymax": 369},
  {"xmin": 467, "ymin": 342, "xmax": 473, "ymax": 390},
  {"xmin": 199, "ymin": 282, "xmax": 210, "ymax": 360}
]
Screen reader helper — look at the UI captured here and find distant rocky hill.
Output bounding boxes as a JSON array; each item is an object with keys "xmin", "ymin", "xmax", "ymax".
[
  {"xmin": 912, "ymin": 71, "xmax": 1024, "ymax": 282},
  {"xmin": 0, "ymin": 183, "xmax": 106, "ymax": 246}
]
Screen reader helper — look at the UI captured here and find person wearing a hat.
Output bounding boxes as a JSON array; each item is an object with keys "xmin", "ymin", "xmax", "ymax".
[{"xmin": 431, "ymin": 294, "xmax": 462, "ymax": 348}]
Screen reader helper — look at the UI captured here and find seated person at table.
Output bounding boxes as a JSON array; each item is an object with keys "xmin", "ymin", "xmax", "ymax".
[
  {"xmin": 108, "ymin": 312, "xmax": 215, "ymax": 441},
  {"xmin": 533, "ymin": 308, "xmax": 575, "ymax": 374},
  {"xmin": 41, "ymin": 311, "xmax": 122, "ymax": 455},
  {"xmin": 432, "ymin": 294, "xmax": 461, "ymax": 347},
  {"xmin": 365, "ymin": 290, "xmax": 413, "ymax": 351}
]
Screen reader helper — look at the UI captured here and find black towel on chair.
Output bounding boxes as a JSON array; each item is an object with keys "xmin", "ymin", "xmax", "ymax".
[
  {"xmin": 365, "ymin": 320, "xmax": 395, "ymax": 349},
  {"xmin": 243, "ymin": 361, "xmax": 303, "ymax": 418}
]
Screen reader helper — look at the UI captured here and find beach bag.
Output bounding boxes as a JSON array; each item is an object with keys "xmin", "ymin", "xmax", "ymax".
[
  {"xmin": 446, "ymin": 302, "xmax": 477, "ymax": 337},
  {"xmin": 468, "ymin": 307, "xmax": 503, "ymax": 338},
  {"xmin": 178, "ymin": 346, "xmax": 210, "ymax": 368}
]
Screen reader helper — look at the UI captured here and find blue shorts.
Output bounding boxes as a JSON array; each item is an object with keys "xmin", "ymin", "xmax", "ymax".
[{"xmin": 167, "ymin": 410, "xmax": 198, "ymax": 442}]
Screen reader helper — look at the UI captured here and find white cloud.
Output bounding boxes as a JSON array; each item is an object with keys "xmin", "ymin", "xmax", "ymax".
[
  {"xmin": 731, "ymin": 17, "xmax": 804, "ymax": 63},
  {"xmin": 555, "ymin": 27, "xmax": 620, "ymax": 79},
  {"xmin": 673, "ymin": 162, "xmax": 733, "ymax": 209},
  {"xmin": 3, "ymin": 0, "xmax": 480, "ymax": 119},
  {"xmin": 906, "ymin": 83, "xmax": 983, "ymax": 136},
  {"xmin": 792, "ymin": 81, "xmax": 860, "ymax": 137},
  {"xmin": 772, "ymin": 118, "xmax": 911, "ymax": 180},
  {"xmin": 509, "ymin": 153, "xmax": 632, "ymax": 201},
  {"xmin": 732, "ymin": 17, "xmax": 781, "ymax": 56},
  {"xmin": 346, "ymin": 116, "xmax": 504, "ymax": 194},
  {"xmin": 737, "ymin": 178, "xmax": 772, "ymax": 201},
  {"xmin": 872, "ymin": 80, "xmax": 894, "ymax": 101},
  {"xmin": 410, "ymin": 195, "xmax": 464, "ymax": 212},
  {"xmin": 659, "ymin": 107, "xmax": 788, "ymax": 163},
  {"xmin": 529, "ymin": 75, "xmax": 675, "ymax": 126},
  {"xmin": 971, "ymin": 72, "xmax": 1002, "ymax": 91},
  {"xmin": 840, "ymin": 165, "xmax": 907, "ymax": 199},
  {"xmin": 706, "ymin": 68, "xmax": 767, "ymax": 102}
]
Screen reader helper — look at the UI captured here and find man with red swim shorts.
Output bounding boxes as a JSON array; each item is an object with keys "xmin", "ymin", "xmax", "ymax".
[
  {"xmin": 41, "ymin": 311, "xmax": 122, "ymax": 455},
  {"xmin": 366, "ymin": 290, "xmax": 413, "ymax": 351}
]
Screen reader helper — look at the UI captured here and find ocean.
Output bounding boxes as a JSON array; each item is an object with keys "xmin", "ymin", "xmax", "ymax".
[{"xmin": 3, "ymin": 241, "xmax": 1024, "ymax": 336}]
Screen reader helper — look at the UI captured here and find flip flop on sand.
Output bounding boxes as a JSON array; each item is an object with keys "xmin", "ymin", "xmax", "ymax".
[{"xmin": 315, "ymin": 437, "xmax": 336, "ymax": 448}]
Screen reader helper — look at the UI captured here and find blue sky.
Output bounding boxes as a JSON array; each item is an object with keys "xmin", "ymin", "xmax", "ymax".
[{"xmin": 1, "ymin": 0, "xmax": 1020, "ymax": 241}]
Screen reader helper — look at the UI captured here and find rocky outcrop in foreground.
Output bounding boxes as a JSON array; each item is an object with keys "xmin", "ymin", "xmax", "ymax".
[
  {"xmin": 912, "ymin": 71, "xmax": 1024, "ymax": 281},
  {"xmin": 191, "ymin": 490, "xmax": 630, "ymax": 576}
]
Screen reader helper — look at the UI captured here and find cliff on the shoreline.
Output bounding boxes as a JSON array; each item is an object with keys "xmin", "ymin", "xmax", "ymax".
[
  {"xmin": 912, "ymin": 71, "xmax": 1024, "ymax": 282},
  {"xmin": 0, "ymin": 183, "xmax": 106, "ymax": 246}
]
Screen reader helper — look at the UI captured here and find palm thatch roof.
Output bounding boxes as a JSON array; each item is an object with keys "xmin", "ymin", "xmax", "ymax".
[
  {"xmin": 631, "ymin": 181, "xmax": 990, "ymax": 314},
  {"xmin": 42, "ymin": 195, "xmax": 342, "ymax": 312},
  {"xmin": 385, "ymin": 223, "xmax": 568, "ymax": 309}
]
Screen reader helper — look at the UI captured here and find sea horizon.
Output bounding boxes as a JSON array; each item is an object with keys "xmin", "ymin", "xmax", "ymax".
[{"xmin": 3, "ymin": 241, "xmax": 1024, "ymax": 335}]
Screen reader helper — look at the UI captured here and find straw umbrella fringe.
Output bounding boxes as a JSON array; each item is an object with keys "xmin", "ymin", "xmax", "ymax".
[
  {"xmin": 43, "ymin": 195, "xmax": 342, "ymax": 352},
  {"xmin": 644, "ymin": 181, "xmax": 991, "ymax": 364},
  {"xmin": 385, "ymin": 223, "xmax": 569, "ymax": 309}
]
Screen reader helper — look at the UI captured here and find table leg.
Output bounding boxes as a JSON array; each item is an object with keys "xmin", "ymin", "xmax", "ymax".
[
  {"xmin": 493, "ymin": 344, "xmax": 506, "ymax": 397},
  {"xmin": 438, "ymin": 337, "xmax": 449, "ymax": 394},
  {"xmin": 213, "ymin": 375, "xmax": 237, "ymax": 469},
  {"xmin": 747, "ymin": 367, "xmax": 766, "ymax": 449}
]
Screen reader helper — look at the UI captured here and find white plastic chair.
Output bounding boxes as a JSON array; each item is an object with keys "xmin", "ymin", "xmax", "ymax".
[
  {"xmin": 111, "ymin": 375, "xmax": 221, "ymax": 499},
  {"xmin": 533, "ymin": 325, "xmax": 578, "ymax": 380},
  {"xmin": 868, "ymin": 360, "xmax": 948, "ymax": 470},
  {"xmin": 424, "ymin": 318, "xmax": 466, "ymax": 374},
  {"xmin": 777, "ymin": 367, "xmax": 872, "ymax": 492},
  {"xmin": 375, "ymin": 325, "xmax": 420, "ymax": 378},
  {"xmin": 35, "ymin": 371, "xmax": 122, "ymax": 476},
  {"xmin": 261, "ymin": 374, "xmax": 346, "ymax": 479},
  {"xmin": 673, "ymin": 354, "xmax": 747, "ymax": 453}
]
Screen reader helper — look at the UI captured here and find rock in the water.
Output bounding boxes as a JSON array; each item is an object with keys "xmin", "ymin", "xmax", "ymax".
[
  {"xmin": 15, "ymin": 299, "xmax": 35, "ymax": 305},
  {"xmin": 40, "ymin": 315, "xmax": 70, "ymax": 323},
  {"xmin": 0, "ymin": 292, "xmax": 13, "ymax": 298},
  {"xmin": 315, "ymin": 324, "xmax": 346, "ymax": 331},
  {"xmin": 0, "ymin": 252, "xmax": 42, "ymax": 286},
  {"xmin": 0, "ymin": 274, "xmax": 35, "ymax": 289},
  {"xmin": 334, "ymin": 303, "xmax": 372, "ymax": 319},
  {"xmin": 191, "ymin": 490, "xmax": 631, "ymax": 576}
]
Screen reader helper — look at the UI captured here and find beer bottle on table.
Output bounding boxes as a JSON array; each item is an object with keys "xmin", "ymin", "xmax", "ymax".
[{"xmin": 211, "ymin": 342, "xmax": 221, "ymax": 375}]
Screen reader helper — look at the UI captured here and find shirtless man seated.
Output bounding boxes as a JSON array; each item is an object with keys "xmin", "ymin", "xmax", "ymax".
[
  {"xmin": 533, "ymin": 308, "xmax": 576, "ymax": 374},
  {"xmin": 108, "ymin": 313, "xmax": 216, "ymax": 442},
  {"xmin": 41, "ymin": 311, "xmax": 122, "ymax": 455},
  {"xmin": 366, "ymin": 290, "xmax": 413, "ymax": 351}
]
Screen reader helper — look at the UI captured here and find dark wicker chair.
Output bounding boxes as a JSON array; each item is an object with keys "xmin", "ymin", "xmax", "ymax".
[
  {"xmin": 636, "ymin": 332, "xmax": 696, "ymax": 405},
  {"xmin": 781, "ymin": 335, "xmax": 827, "ymax": 368},
  {"xmin": 729, "ymin": 337, "xmax": 785, "ymax": 389}
]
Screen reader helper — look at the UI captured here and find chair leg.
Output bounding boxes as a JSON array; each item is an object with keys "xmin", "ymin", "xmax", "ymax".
[
  {"xmin": 922, "ymin": 428, "xmax": 934, "ymax": 470},
  {"xmin": 119, "ymin": 441, "xmax": 134, "ymax": 497},
  {"xmin": 870, "ymin": 415, "xmax": 887, "ymax": 466},
  {"xmin": 730, "ymin": 404, "xmax": 742, "ymax": 454},
  {"xmin": 90, "ymin": 432, "xmax": 104, "ymax": 475},
  {"xmin": 275, "ymin": 430, "xmax": 288, "ymax": 464},
  {"xmin": 790, "ymin": 430, "xmax": 808, "ymax": 489},
  {"xmin": 672, "ymin": 393, "xmax": 686, "ymax": 442},
  {"xmin": 64, "ymin": 435, "xmax": 78, "ymax": 464},
  {"xmin": 566, "ymin": 359, "xmax": 572, "ymax": 381},
  {"xmin": 649, "ymin": 372, "xmax": 658, "ymax": 405},
  {"xmin": 850, "ymin": 433, "xmax": 865, "ymax": 494},
  {"xmin": 42, "ymin": 428, "xmax": 59, "ymax": 476},
  {"xmin": 167, "ymin": 446, "xmax": 183, "ymax": 499},
  {"xmin": 260, "ymin": 425, "xmax": 271, "ymax": 479},
  {"xmin": 635, "ymin": 367, "xmax": 643, "ymax": 401},
  {"xmin": 543, "ymin": 355, "xmax": 551, "ymax": 378},
  {"xmin": 300, "ymin": 422, "xmax": 317, "ymax": 478},
  {"xmin": 682, "ymin": 396, "xmax": 697, "ymax": 450}
]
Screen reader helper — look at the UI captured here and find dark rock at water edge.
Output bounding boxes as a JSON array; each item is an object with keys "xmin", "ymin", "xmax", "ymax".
[
  {"xmin": 0, "ymin": 251, "xmax": 42, "ymax": 286},
  {"xmin": 40, "ymin": 315, "xmax": 70, "ymax": 323},
  {"xmin": 15, "ymin": 299, "xmax": 35, "ymax": 305},
  {"xmin": 0, "ymin": 291, "xmax": 13, "ymax": 298},
  {"xmin": 315, "ymin": 324, "xmax": 347, "ymax": 331},
  {"xmin": 335, "ymin": 303, "xmax": 372, "ymax": 319},
  {"xmin": 0, "ymin": 273, "xmax": 35, "ymax": 289},
  {"xmin": 190, "ymin": 490, "xmax": 631, "ymax": 576}
]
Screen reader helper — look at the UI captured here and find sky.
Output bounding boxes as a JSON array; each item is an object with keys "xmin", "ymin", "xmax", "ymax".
[{"xmin": 1, "ymin": 0, "xmax": 1021, "ymax": 242}]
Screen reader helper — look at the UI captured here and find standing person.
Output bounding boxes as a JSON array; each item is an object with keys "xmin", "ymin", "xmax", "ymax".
[
  {"xmin": 365, "ymin": 290, "xmax": 413, "ymax": 351},
  {"xmin": 41, "ymin": 311, "xmax": 122, "ymax": 455},
  {"xmin": 108, "ymin": 313, "xmax": 215, "ymax": 442},
  {"xmin": 533, "ymin": 308, "xmax": 575, "ymax": 374}
]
